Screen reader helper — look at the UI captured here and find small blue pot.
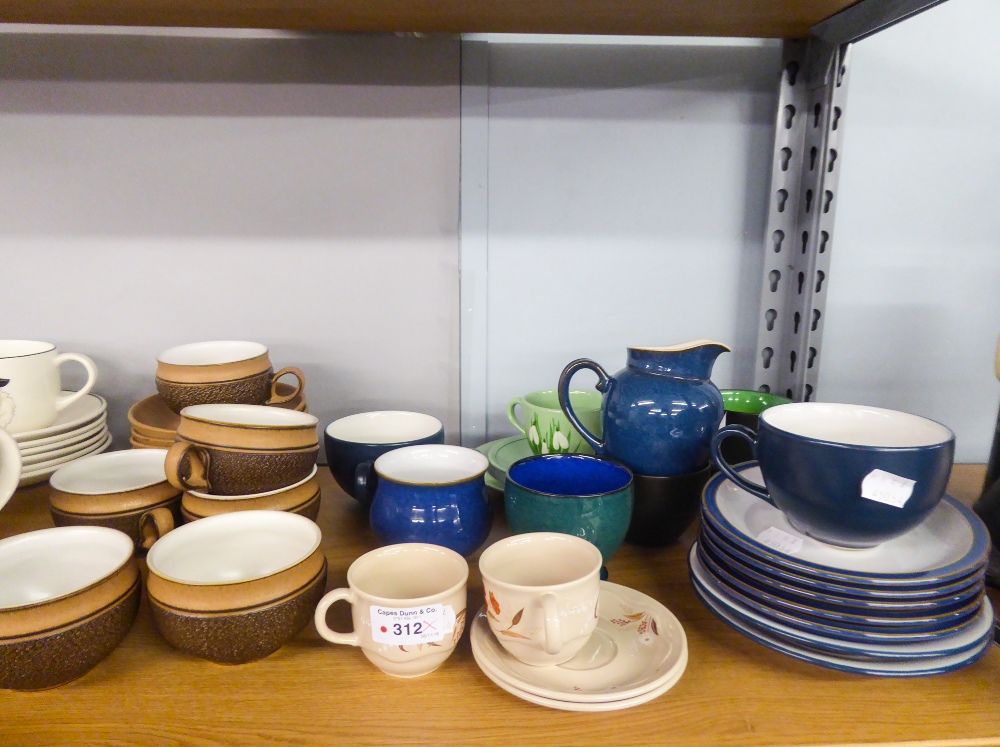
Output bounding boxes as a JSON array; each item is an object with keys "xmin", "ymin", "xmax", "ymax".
[
  {"xmin": 504, "ymin": 454, "xmax": 633, "ymax": 564},
  {"xmin": 369, "ymin": 445, "xmax": 492, "ymax": 557},
  {"xmin": 324, "ymin": 411, "xmax": 444, "ymax": 507}
]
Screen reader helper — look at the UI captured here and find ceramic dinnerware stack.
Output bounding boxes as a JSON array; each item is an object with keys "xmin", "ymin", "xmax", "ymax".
[
  {"xmin": 471, "ymin": 533, "xmax": 688, "ymax": 711},
  {"xmin": 13, "ymin": 394, "xmax": 112, "ymax": 487},
  {"xmin": 129, "ymin": 341, "xmax": 308, "ymax": 449},
  {"xmin": 690, "ymin": 463, "xmax": 995, "ymax": 676},
  {"xmin": 165, "ymin": 404, "xmax": 321, "ymax": 522}
]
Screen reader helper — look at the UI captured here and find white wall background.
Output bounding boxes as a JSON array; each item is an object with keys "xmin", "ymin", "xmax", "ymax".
[
  {"xmin": 822, "ymin": 0, "xmax": 1000, "ymax": 462},
  {"xmin": 478, "ymin": 38, "xmax": 783, "ymax": 443},
  {"xmin": 3, "ymin": 1, "xmax": 997, "ymax": 465},
  {"xmin": 0, "ymin": 31, "xmax": 461, "ymax": 451}
]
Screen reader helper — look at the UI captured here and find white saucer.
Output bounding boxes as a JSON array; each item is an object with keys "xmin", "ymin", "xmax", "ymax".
[
  {"xmin": 12, "ymin": 394, "xmax": 108, "ymax": 444},
  {"xmin": 471, "ymin": 581, "xmax": 687, "ymax": 704},
  {"xmin": 18, "ymin": 415, "xmax": 108, "ymax": 455},
  {"xmin": 703, "ymin": 465, "xmax": 990, "ymax": 585},
  {"xmin": 21, "ymin": 430, "xmax": 107, "ymax": 466},
  {"xmin": 474, "ymin": 640, "xmax": 688, "ymax": 712},
  {"xmin": 18, "ymin": 433, "xmax": 112, "ymax": 487}
]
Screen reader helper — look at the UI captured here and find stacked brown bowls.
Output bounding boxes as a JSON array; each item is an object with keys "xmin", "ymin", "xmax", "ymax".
[
  {"xmin": 128, "ymin": 341, "xmax": 308, "ymax": 449},
  {"xmin": 165, "ymin": 404, "xmax": 321, "ymax": 521}
]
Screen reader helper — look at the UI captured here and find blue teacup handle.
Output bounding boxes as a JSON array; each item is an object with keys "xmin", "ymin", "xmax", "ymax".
[
  {"xmin": 354, "ymin": 462, "xmax": 376, "ymax": 506},
  {"xmin": 557, "ymin": 358, "xmax": 612, "ymax": 454},
  {"xmin": 710, "ymin": 425, "xmax": 777, "ymax": 508}
]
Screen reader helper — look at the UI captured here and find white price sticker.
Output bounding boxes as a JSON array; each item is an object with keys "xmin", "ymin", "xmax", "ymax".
[
  {"xmin": 861, "ymin": 469, "xmax": 916, "ymax": 508},
  {"xmin": 370, "ymin": 604, "xmax": 454, "ymax": 646},
  {"xmin": 757, "ymin": 526, "xmax": 804, "ymax": 555}
]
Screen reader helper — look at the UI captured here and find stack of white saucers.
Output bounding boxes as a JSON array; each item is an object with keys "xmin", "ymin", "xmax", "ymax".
[
  {"xmin": 471, "ymin": 581, "xmax": 688, "ymax": 711},
  {"xmin": 690, "ymin": 464, "xmax": 995, "ymax": 676},
  {"xmin": 13, "ymin": 394, "xmax": 112, "ymax": 487}
]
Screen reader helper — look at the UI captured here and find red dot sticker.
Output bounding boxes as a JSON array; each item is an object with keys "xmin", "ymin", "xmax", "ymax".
[{"xmin": 380, "ymin": 626, "xmax": 387, "ymax": 633}]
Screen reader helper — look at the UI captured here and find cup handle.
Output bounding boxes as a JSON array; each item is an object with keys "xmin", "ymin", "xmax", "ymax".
[
  {"xmin": 314, "ymin": 588, "xmax": 359, "ymax": 646},
  {"xmin": 710, "ymin": 425, "xmax": 776, "ymax": 506},
  {"xmin": 53, "ymin": 353, "xmax": 98, "ymax": 413},
  {"xmin": 266, "ymin": 367, "xmax": 305, "ymax": 406},
  {"xmin": 540, "ymin": 592, "xmax": 561, "ymax": 656},
  {"xmin": 139, "ymin": 506, "xmax": 176, "ymax": 550},
  {"xmin": 164, "ymin": 441, "xmax": 210, "ymax": 492},
  {"xmin": 557, "ymin": 359, "xmax": 610, "ymax": 454},
  {"xmin": 354, "ymin": 461, "xmax": 375, "ymax": 505},
  {"xmin": 506, "ymin": 398, "xmax": 527, "ymax": 436}
]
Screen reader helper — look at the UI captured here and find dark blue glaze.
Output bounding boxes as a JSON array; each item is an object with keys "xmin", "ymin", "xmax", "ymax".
[
  {"xmin": 370, "ymin": 475, "xmax": 492, "ymax": 558},
  {"xmin": 324, "ymin": 426, "xmax": 444, "ymax": 508},
  {"xmin": 558, "ymin": 343, "xmax": 729, "ymax": 477},
  {"xmin": 505, "ymin": 454, "xmax": 633, "ymax": 564},
  {"xmin": 711, "ymin": 420, "xmax": 956, "ymax": 549}
]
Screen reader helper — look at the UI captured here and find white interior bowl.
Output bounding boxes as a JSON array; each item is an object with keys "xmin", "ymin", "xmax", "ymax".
[
  {"xmin": 49, "ymin": 448, "xmax": 168, "ymax": 494},
  {"xmin": 157, "ymin": 341, "xmax": 268, "ymax": 366}
]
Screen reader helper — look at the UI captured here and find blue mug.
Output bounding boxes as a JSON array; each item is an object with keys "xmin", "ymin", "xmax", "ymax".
[
  {"xmin": 369, "ymin": 445, "xmax": 492, "ymax": 557},
  {"xmin": 711, "ymin": 402, "xmax": 955, "ymax": 548},
  {"xmin": 324, "ymin": 412, "xmax": 444, "ymax": 507}
]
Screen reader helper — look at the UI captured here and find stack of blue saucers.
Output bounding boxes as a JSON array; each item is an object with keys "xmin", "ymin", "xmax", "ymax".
[{"xmin": 689, "ymin": 463, "xmax": 996, "ymax": 676}]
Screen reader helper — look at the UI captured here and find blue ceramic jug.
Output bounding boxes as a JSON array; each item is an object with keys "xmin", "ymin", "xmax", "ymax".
[{"xmin": 558, "ymin": 340, "xmax": 730, "ymax": 477}]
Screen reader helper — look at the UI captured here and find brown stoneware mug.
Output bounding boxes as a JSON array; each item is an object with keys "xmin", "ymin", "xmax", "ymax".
[
  {"xmin": 181, "ymin": 466, "xmax": 321, "ymax": 522},
  {"xmin": 0, "ymin": 526, "xmax": 140, "ymax": 691},
  {"xmin": 165, "ymin": 404, "xmax": 319, "ymax": 496},
  {"xmin": 49, "ymin": 449, "xmax": 181, "ymax": 551},
  {"xmin": 145, "ymin": 510, "xmax": 327, "ymax": 664},
  {"xmin": 155, "ymin": 341, "xmax": 304, "ymax": 413}
]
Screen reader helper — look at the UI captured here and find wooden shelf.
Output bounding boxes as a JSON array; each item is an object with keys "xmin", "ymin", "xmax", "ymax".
[
  {"xmin": 0, "ymin": 464, "xmax": 997, "ymax": 746},
  {"xmin": 0, "ymin": 1, "xmax": 857, "ymax": 39}
]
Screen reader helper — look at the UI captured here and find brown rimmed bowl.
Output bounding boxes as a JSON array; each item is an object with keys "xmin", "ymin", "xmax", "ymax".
[
  {"xmin": 0, "ymin": 526, "xmax": 140, "ymax": 691},
  {"xmin": 181, "ymin": 466, "xmax": 321, "ymax": 522},
  {"xmin": 145, "ymin": 510, "xmax": 326, "ymax": 664},
  {"xmin": 49, "ymin": 449, "xmax": 181, "ymax": 551}
]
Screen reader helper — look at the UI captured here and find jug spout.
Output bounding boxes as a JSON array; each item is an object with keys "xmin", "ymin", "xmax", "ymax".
[{"xmin": 627, "ymin": 340, "xmax": 730, "ymax": 379}]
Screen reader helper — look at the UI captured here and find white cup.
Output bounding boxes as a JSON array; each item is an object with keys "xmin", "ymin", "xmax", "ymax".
[
  {"xmin": 313, "ymin": 543, "xmax": 468, "ymax": 678},
  {"xmin": 478, "ymin": 532, "xmax": 603, "ymax": 666},
  {"xmin": 0, "ymin": 341, "xmax": 98, "ymax": 434},
  {"xmin": 0, "ymin": 428, "xmax": 21, "ymax": 512}
]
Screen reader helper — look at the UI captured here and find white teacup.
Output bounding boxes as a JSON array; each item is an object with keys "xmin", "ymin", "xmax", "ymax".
[
  {"xmin": 313, "ymin": 543, "xmax": 468, "ymax": 678},
  {"xmin": 0, "ymin": 340, "xmax": 98, "ymax": 434},
  {"xmin": 479, "ymin": 532, "xmax": 603, "ymax": 666}
]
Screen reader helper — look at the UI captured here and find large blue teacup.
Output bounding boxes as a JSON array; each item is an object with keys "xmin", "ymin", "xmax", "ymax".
[{"xmin": 711, "ymin": 403, "xmax": 955, "ymax": 549}]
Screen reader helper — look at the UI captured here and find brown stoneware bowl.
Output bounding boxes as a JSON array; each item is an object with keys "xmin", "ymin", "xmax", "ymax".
[
  {"xmin": 128, "ymin": 383, "xmax": 309, "ymax": 445},
  {"xmin": 49, "ymin": 449, "xmax": 181, "ymax": 551},
  {"xmin": 155, "ymin": 341, "xmax": 304, "ymax": 413},
  {"xmin": 145, "ymin": 510, "xmax": 326, "ymax": 664},
  {"xmin": 0, "ymin": 526, "xmax": 140, "ymax": 691},
  {"xmin": 165, "ymin": 404, "xmax": 319, "ymax": 496},
  {"xmin": 181, "ymin": 466, "xmax": 321, "ymax": 522}
]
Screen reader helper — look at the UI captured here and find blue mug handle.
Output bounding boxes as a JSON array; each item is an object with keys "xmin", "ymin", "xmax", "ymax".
[
  {"xmin": 557, "ymin": 358, "xmax": 612, "ymax": 455},
  {"xmin": 710, "ymin": 425, "xmax": 777, "ymax": 507},
  {"xmin": 354, "ymin": 461, "xmax": 376, "ymax": 506}
]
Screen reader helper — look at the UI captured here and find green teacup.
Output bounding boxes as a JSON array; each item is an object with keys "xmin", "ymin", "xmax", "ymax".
[
  {"xmin": 719, "ymin": 389, "xmax": 791, "ymax": 464},
  {"xmin": 507, "ymin": 390, "xmax": 602, "ymax": 456}
]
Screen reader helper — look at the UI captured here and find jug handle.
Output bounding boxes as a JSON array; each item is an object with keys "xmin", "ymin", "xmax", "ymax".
[
  {"xmin": 557, "ymin": 358, "xmax": 610, "ymax": 454},
  {"xmin": 710, "ymin": 425, "xmax": 776, "ymax": 507}
]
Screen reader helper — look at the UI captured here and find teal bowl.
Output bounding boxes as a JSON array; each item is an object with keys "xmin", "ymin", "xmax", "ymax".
[{"xmin": 504, "ymin": 454, "xmax": 633, "ymax": 564}]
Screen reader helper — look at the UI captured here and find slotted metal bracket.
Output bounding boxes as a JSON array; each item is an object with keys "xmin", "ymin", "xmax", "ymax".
[{"xmin": 753, "ymin": 39, "xmax": 852, "ymax": 402}]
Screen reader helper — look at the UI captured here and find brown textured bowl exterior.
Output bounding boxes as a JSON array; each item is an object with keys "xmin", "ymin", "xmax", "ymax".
[
  {"xmin": 149, "ymin": 559, "xmax": 327, "ymax": 664},
  {"xmin": 180, "ymin": 475, "xmax": 320, "ymax": 521},
  {"xmin": 156, "ymin": 369, "xmax": 274, "ymax": 413},
  {"xmin": 0, "ymin": 573, "xmax": 141, "ymax": 691},
  {"xmin": 50, "ymin": 499, "xmax": 181, "ymax": 552},
  {"xmin": 173, "ymin": 444, "xmax": 318, "ymax": 496}
]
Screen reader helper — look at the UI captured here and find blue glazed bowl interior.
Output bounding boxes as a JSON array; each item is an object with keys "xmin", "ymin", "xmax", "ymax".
[{"xmin": 508, "ymin": 455, "xmax": 632, "ymax": 496}]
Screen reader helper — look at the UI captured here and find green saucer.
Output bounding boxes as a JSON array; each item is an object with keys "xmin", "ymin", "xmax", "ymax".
[
  {"xmin": 477, "ymin": 435, "xmax": 534, "ymax": 490},
  {"xmin": 475, "ymin": 440, "xmax": 506, "ymax": 492}
]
